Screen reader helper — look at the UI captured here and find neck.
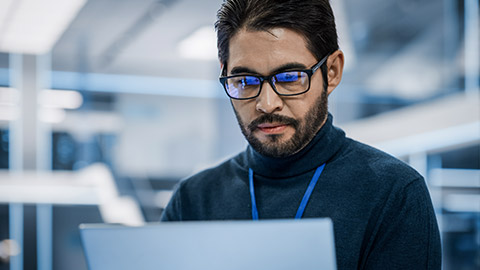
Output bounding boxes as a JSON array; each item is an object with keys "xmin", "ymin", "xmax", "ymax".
[{"xmin": 246, "ymin": 113, "xmax": 345, "ymax": 178}]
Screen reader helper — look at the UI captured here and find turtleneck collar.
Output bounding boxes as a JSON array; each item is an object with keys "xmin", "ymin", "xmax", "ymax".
[{"xmin": 245, "ymin": 113, "xmax": 346, "ymax": 178}]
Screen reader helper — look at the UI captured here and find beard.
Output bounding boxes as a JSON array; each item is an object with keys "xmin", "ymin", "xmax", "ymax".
[{"xmin": 233, "ymin": 89, "xmax": 328, "ymax": 158}]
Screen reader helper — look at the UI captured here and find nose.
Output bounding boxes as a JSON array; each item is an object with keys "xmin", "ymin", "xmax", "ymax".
[{"xmin": 255, "ymin": 81, "xmax": 284, "ymax": 114}]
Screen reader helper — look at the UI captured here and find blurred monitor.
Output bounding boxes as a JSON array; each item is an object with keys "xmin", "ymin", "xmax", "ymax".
[{"xmin": 80, "ymin": 218, "xmax": 336, "ymax": 270}]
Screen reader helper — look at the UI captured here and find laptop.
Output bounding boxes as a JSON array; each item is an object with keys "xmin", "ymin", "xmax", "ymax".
[{"xmin": 80, "ymin": 218, "xmax": 337, "ymax": 270}]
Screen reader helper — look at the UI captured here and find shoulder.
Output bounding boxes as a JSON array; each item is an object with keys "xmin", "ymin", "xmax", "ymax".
[
  {"xmin": 178, "ymin": 151, "xmax": 247, "ymax": 193},
  {"xmin": 339, "ymin": 137, "xmax": 423, "ymax": 186},
  {"xmin": 161, "ymin": 152, "xmax": 247, "ymax": 221}
]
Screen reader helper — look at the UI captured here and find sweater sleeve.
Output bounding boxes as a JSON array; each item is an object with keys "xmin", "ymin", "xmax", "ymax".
[
  {"xmin": 361, "ymin": 178, "xmax": 442, "ymax": 270},
  {"xmin": 160, "ymin": 183, "xmax": 183, "ymax": 221}
]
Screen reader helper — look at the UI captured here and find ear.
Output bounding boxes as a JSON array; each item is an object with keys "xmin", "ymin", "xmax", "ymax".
[{"xmin": 326, "ymin": 50, "xmax": 344, "ymax": 96}]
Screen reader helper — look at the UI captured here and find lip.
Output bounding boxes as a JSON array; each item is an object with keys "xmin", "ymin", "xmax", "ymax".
[{"xmin": 256, "ymin": 123, "xmax": 288, "ymax": 134}]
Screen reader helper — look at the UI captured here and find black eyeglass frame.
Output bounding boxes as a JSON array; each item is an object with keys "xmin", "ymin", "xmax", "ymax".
[{"xmin": 219, "ymin": 54, "xmax": 329, "ymax": 100}]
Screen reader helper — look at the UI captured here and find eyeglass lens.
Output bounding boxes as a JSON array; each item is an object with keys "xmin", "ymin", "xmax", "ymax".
[{"xmin": 225, "ymin": 71, "xmax": 309, "ymax": 99}]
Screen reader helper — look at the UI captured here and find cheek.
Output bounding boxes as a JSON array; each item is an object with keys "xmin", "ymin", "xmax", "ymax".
[
  {"xmin": 232, "ymin": 101, "xmax": 256, "ymax": 121},
  {"xmin": 297, "ymin": 102, "xmax": 312, "ymax": 116},
  {"xmin": 297, "ymin": 90, "xmax": 323, "ymax": 113},
  {"xmin": 283, "ymin": 99, "xmax": 311, "ymax": 119}
]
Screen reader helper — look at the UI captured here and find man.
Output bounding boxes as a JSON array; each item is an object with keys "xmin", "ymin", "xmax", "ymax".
[{"xmin": 162, "ymin": 0, "xmax": 441, "ymax": 269}]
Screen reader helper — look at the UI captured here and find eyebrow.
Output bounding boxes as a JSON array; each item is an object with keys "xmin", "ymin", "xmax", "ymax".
[{"xmin": 229, "ymin": 62, "xmax": 308, "ymax": 76}]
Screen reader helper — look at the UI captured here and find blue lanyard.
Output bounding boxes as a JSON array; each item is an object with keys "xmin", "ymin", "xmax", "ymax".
[{"xmin": 248, "ymin": 163, "xmax": 326, "ymax": 220}]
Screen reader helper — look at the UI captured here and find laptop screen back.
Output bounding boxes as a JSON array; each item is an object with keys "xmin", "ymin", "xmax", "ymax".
[{"xmin": 80, "ymin": 218, "xmax": 336, "ymax": 270}]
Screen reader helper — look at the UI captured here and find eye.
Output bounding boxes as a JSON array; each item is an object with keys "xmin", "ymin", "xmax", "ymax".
[
  {"xmin": 242, "ymin": 76, "xmax": 260, "ymax": 86},
  {"xmin": 275, "ymin": 71, "xmax": 301, "ymax": 83},
  {"xmin": 233, "ymin": 76, "xmax": 260, "ymax": 88},
  {"xmin": 275, "ymin": 72, "xmax": 304, "ymax": 83}
]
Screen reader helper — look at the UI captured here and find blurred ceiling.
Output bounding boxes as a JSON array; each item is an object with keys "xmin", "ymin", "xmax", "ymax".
[
  {"xmin": 1, "ymin": 0, "xmax": 466, "ymax": 99},
  {"xmin": 52, "ymin": 0, "xmax": 222, "ymax": 80}
]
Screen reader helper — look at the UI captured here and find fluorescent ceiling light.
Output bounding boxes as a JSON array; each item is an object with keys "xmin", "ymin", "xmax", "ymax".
[
  {"xmin": 0, "ymin": 87, "xmax": 20, "ymax": 105},
  {"xmin": 0, "ymin": 88, "xmax": 83, "ymax": 109},
  {"xmin": 0, "ymin": 88, "xmax": 82, "ymax": 122},
  {"xmin": 0, "ymin": 87, "xmax": 19, "ymax": 121},
  {"xmin": 0, "ymin": 105, "xmax": 19, "ymax": 121},
  {"xmin": 39, "ymin": 107, "xmax": 66, "ymax": 124},
  {"xmin": 39, "ymin": 89, "xmax": 83, "ymax": 109},
  {"xmin": 0, "ymin": 105, "xmax": 67, "ymax": 123},
  {"xmin": 0, "ymin": 0, "xmax": 87, "ymax": 54},
  {"xmin": 178, "ymin": 26, "xmax": 218, "ymax": 61}
]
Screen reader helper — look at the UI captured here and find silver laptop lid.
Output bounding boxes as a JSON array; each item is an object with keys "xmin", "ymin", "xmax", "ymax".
[{"xmin": 80, "ymin": 218, "xmax": 336, "ymax": 270}]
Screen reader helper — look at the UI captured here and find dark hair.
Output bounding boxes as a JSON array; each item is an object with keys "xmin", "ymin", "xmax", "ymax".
[{"xmin": 215, "ymin": 0, "xmax": 339, "ymax": 67}]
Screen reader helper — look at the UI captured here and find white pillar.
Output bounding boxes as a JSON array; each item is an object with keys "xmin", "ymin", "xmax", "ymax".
[
  {"xmin": 8, "ymin": 53, "xmax": 52, "ymax": 270},
  {"xmin": 8, "ymin": 53, "xmax": 24, "ymax": 270}
]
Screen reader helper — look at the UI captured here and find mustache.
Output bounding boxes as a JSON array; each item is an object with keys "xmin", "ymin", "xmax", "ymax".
[{"xmin": 247, "ymin": 114, "xmax": 299, "ymax": 131}]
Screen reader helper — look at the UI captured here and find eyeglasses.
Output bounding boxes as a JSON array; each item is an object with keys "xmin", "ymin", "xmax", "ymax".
[{"xmin": 219, "ymin": 54, "xmax": 328, "ymax": 100}]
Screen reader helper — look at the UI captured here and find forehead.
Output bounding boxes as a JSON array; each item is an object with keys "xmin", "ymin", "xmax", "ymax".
[{"xmin": 227, "ymin": 28, "xmax": 316, "ymax": 72}]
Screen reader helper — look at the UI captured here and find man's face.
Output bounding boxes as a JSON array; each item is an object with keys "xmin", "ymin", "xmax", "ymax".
[{"xmin": 226, "ymin": 28, "xmax": 329, "ymax": 158}]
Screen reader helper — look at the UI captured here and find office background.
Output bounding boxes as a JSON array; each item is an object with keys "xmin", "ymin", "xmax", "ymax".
[{"xmin": 0, "ymin": 0, "xmax": 478, "ymax": 269}]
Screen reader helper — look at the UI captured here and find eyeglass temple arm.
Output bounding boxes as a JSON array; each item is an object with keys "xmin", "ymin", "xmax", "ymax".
[{"xmin": 311, "ymin": 55, "xmax": 329, "ymax": 73}]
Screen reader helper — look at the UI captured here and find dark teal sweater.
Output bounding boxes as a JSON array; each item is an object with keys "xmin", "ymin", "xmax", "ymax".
[{"xmin": 161, "ymin": 114, "xmax": 441, "ymax": 269}]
